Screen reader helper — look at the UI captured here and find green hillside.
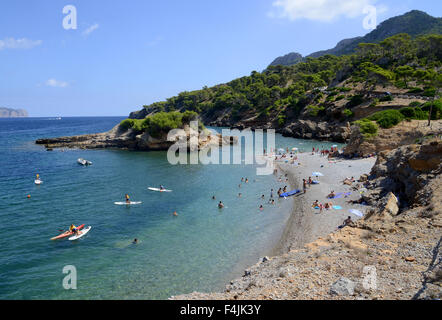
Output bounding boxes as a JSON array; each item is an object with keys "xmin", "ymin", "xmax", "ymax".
[
  {"xmin": 125, "ymin": 33, "xmax": 441, "ymax": 138},
  {"xmin": 269, "ymin": 10, "xmax": 442, "ymax": 67}
]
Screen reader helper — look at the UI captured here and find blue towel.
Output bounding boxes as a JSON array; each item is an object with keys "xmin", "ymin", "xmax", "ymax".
[
  {"xmin": 332, "ymin": 192, "xmax": 351, "ymax": 199},
  {"xmin": 280, "ymin": 189, "xmax": 301, "ymax": 198}
]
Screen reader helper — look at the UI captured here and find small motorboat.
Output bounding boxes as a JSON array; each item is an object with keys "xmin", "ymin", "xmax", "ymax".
[{"xmin": 77, "ymin": 158, "xmax": 93, "ymax": 166}]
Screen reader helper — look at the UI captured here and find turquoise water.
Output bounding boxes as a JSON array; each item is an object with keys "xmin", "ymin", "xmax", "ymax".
[{"xmin": 0, "ymin": 117, "xmax": 342, "ymax": 299}]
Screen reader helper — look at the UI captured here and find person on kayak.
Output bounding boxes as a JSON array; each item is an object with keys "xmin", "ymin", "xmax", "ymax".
[
  {"xmin": 69, "ymin": 224, "xmax": 79, "ymax": 235},
  {"xmin": 160, "ymin": 185, "xmax": 165, "ymax": 191},
  {"xmin": 125, "ymin": 194, "xmax": 130, "ymax": 204}
]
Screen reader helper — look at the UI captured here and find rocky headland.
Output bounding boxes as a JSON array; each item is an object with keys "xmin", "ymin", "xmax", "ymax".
[
  {"xmin": 36, "ymin": 123, "xmax": 237, "ymax": 151},
  {"xmin": 0, "ymin": 107, "xmax": 28, "ymax": 118}
]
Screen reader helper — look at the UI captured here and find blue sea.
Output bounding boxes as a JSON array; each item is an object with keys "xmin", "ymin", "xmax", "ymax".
[{"xmin": 0, "ymin": 117, "xmax": 342, "ymax": 299}]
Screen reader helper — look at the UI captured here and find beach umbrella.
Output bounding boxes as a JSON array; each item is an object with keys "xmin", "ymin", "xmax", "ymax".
[
  {"xmin": 349, "ymin": 209, "xmax": 364, "ymax": 217},
  {"xmin": 312, "ymin": 171, "xmax": 324, "ymax": 182}
]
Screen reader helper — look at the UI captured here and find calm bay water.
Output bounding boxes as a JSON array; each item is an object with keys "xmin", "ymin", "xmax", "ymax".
[{"xmin": 0, "ymin": 117, "xmax": 341, "ymax": 299}]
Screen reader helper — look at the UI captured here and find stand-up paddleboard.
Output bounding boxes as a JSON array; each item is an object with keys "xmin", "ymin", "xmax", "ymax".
[
  {"xmin": 35, "ymin": 179, "xmax": 43, "ymax": 185},
  {"xmin": 51, "ymin": 224, "xmax": 85, "ymax": 240},
  {"xmin": 114, "ymin": 201, "xmax": 142, "ymax": 205},
  {"xmin": 148, "ymin": 187, "xmax": 172, "ymax": 193},
  {"xmin": 69, "ymin": 226, "xmax": 91, "ymax": 241}
]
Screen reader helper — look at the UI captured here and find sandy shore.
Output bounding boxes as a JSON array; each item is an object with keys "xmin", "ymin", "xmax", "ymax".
[
  {"xmin": 272, "ymin": 153, "xmax": 376, "ymax": 255},
  {"xmin": 171, "ymin": 153, "xmax": 377, "ymax": 299}
]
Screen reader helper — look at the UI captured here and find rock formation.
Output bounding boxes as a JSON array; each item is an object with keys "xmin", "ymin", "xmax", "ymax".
[{"xmin": 36, "ymin": 124, "xmax": 236, "ymax": 151}]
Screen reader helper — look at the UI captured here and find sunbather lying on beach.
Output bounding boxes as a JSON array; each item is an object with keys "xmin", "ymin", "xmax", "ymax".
[
  {"xmin": 327, "ymin": 191, "xmax": 336, "ymax": 199},
  {"xmin": 338, "ymin": 216, "xmax": 354, "ymax": 229},
  {"xmin": 347, "ymin": 198, "xmax": 364, "ymax": 205},
  {"xmin": 324, "ymin": 202, "xmax": 333, "ymax": 209}
]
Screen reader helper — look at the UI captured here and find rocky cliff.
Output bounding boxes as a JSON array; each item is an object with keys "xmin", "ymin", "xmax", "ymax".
[{"xmin": 344, "ymin": 120, "xmax": 442, "ymax": 157}]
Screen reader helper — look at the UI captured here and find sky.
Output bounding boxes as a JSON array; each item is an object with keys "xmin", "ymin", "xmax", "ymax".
[{"xmin": 0, "ymin": 0, "xmax": 441, "ymax": 117}]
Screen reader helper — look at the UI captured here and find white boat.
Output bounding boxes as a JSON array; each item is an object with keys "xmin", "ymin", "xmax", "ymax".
[{"xmin": 77, "ymin": 158, "xmax": 92, "ymax": 166}]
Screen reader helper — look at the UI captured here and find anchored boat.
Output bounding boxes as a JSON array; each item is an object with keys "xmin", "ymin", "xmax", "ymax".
[{"xmin": 77, "ymin": 158, "xmax": 93, "ymax": 166}]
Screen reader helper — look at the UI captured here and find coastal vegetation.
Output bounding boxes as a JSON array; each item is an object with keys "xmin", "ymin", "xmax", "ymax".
[
  {"xmin": 120, "ymin": 110, "xmax": 200, "ymax": 138},
  {"xmin": 125, "ymin": 33, "xmax": 440, "ymax": 137}
]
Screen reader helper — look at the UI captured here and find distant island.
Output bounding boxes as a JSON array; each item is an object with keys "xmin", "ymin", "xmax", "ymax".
[{"xmin": 0, "ymin": 107, "xmax": 28, "ymax": 118}]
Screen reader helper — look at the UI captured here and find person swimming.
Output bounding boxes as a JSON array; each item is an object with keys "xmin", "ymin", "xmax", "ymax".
[
  {"xmin": 133, "ymin": 238, "xmax": 139, "ymax": 244},
  {"xmin": 238, "ymin": 193, "xmax": 242, "ymax": 198},
  {"xmin": 259, "ymin": 205, "xmax": 263, "ymax": 211},
  {"xmin": 173, "ymin": 211, "xmax": 178, "ymax": 217},
  {"xmin": 218, "ymin": 201, "xmax": 224, "ymax": 209},
  {"xmin": 212, "ymin": 195, "xmax": 216, "ymax": 200}
]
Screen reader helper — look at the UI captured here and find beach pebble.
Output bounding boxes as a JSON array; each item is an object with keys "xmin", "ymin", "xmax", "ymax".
[{"xmin": 330, "ymin": 277, "xmax": 356, "ymax": 296}]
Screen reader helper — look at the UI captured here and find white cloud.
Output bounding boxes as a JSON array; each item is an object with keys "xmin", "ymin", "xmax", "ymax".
[
  {"xmin": 45, "ymin": 79, "xmax": 69, "ymax": 88},
  {"xmin": 0, "ymin": 37, "xmax": 42, "ymax": 50},
  {"xmin": 82, "ymin": 23, "xmax": 99, "ymax": 36},
  {"xmin": 270, "ymin": 0, "xmax": 384, "ymax": 22}
]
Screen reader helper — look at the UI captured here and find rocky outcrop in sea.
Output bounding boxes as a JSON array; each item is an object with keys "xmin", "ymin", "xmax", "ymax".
[{"xmin": 36, "ymin": 124, "xmax": 237, "ymax": 151}]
